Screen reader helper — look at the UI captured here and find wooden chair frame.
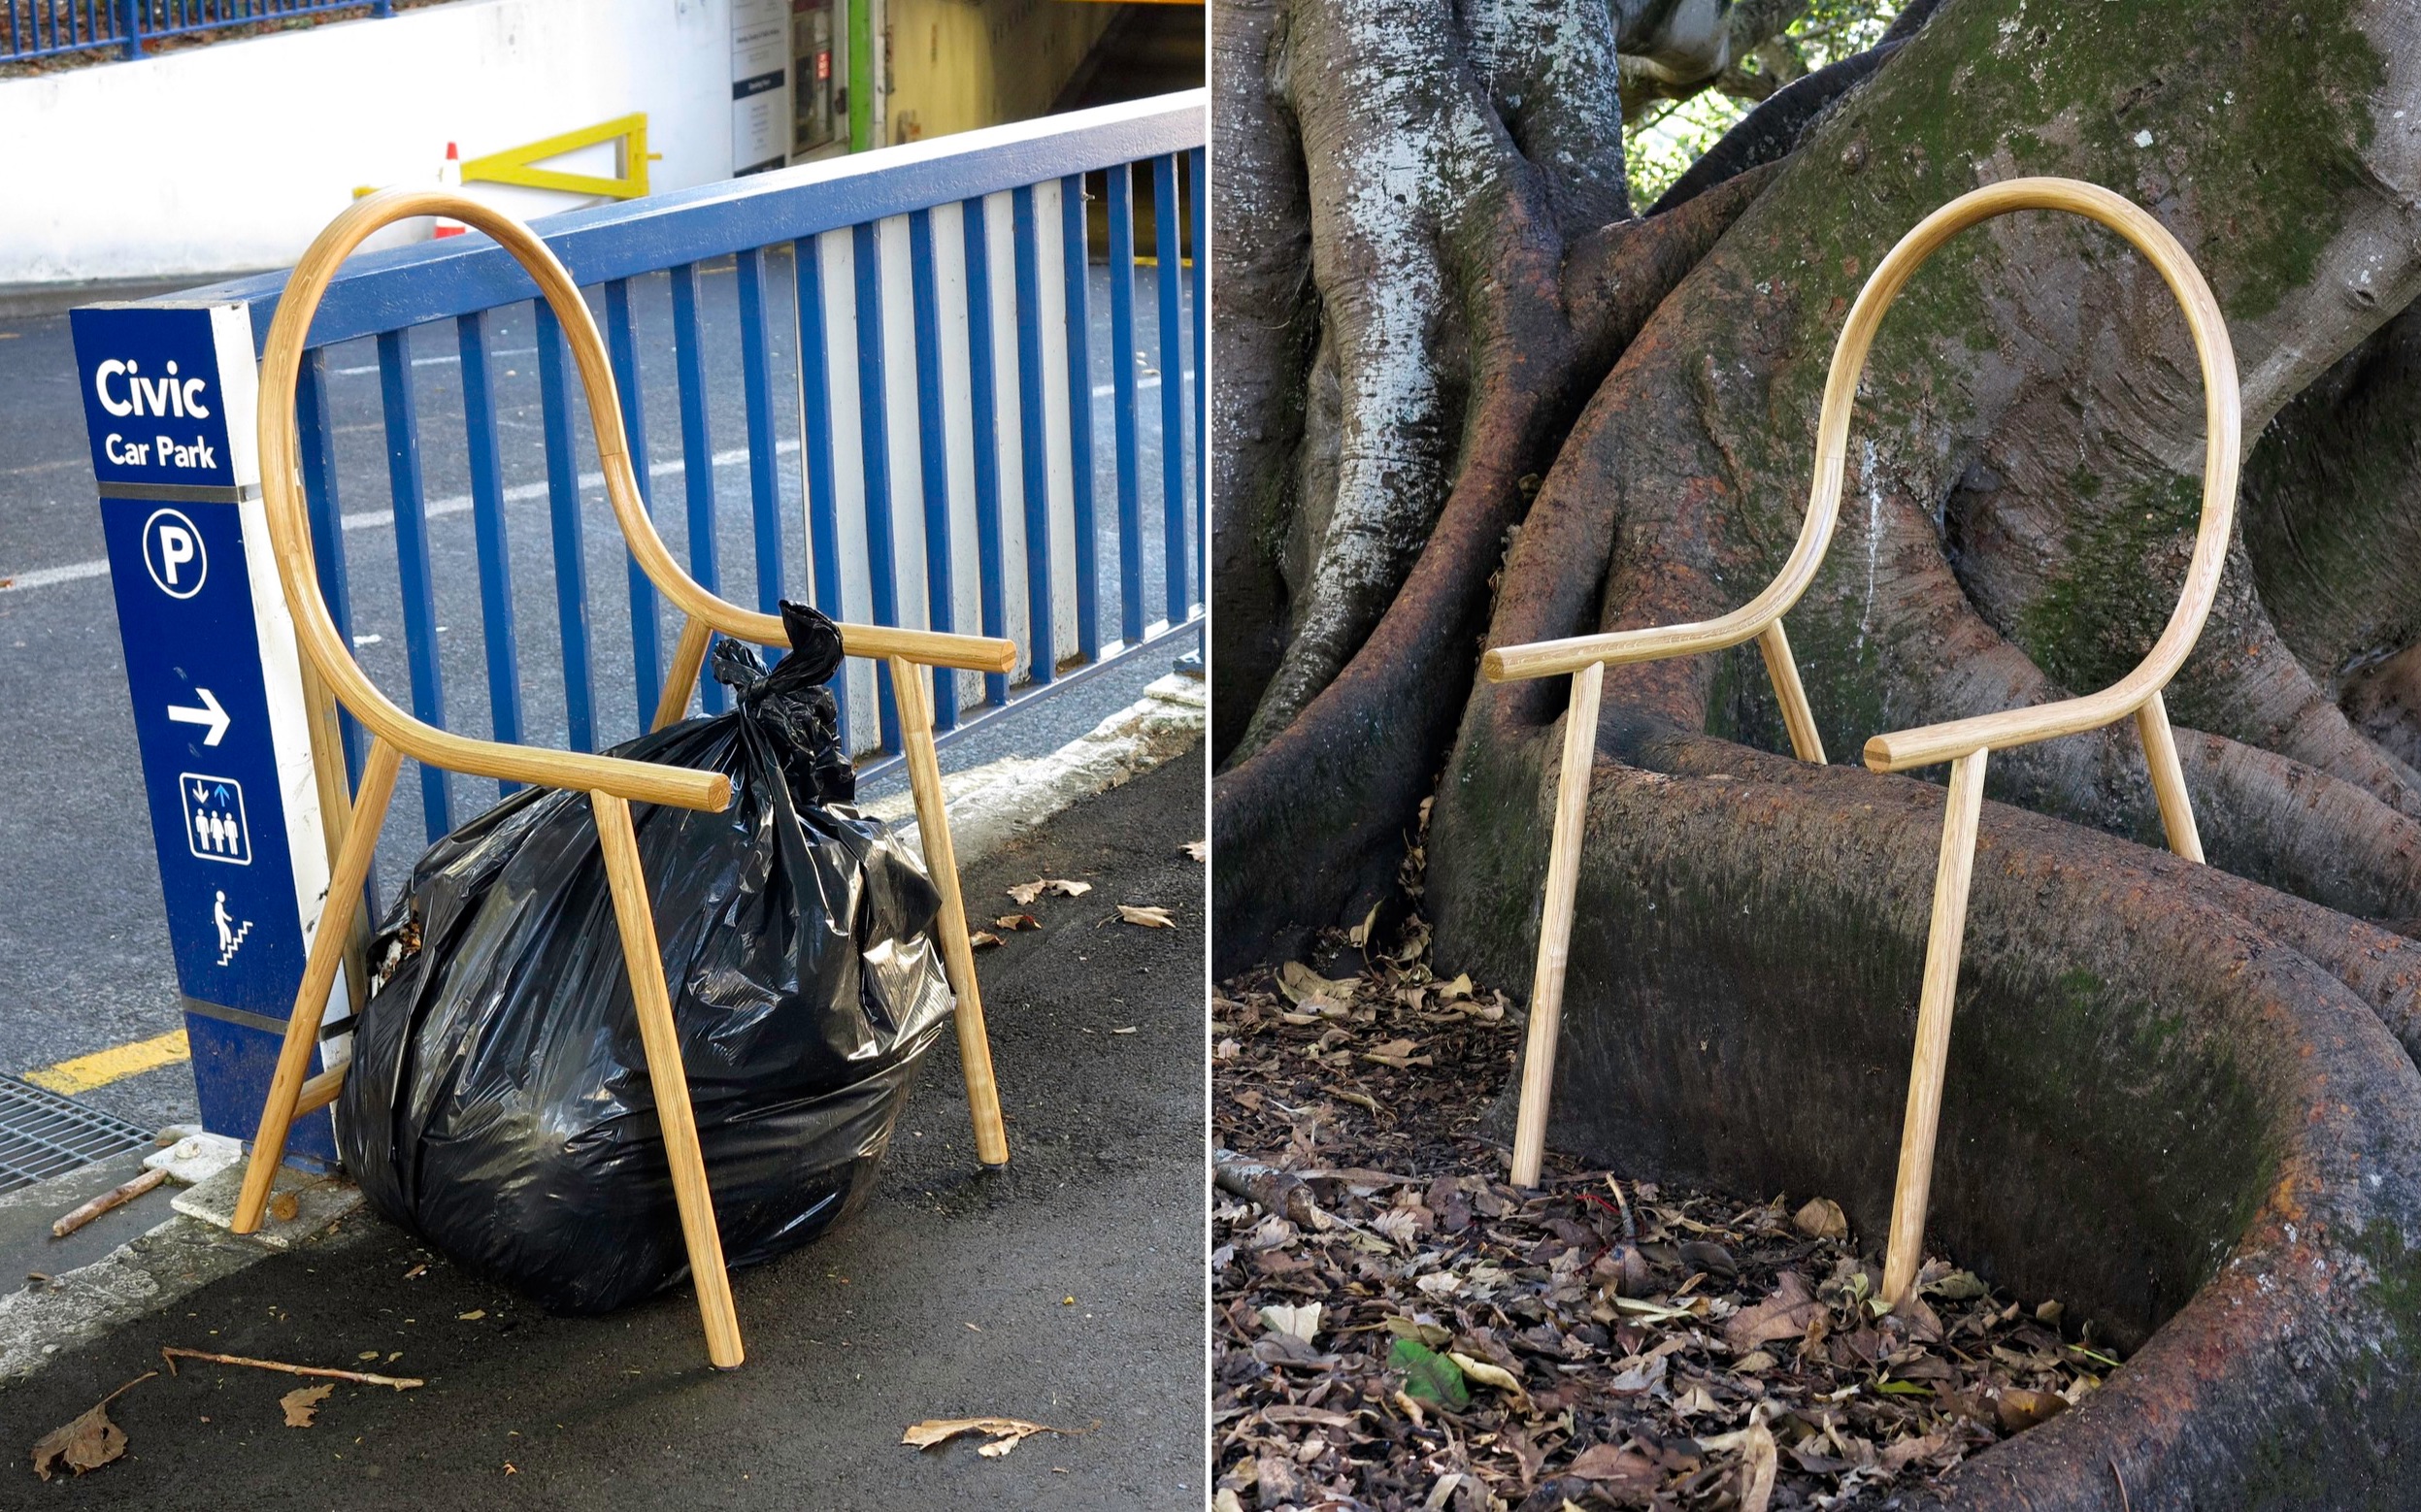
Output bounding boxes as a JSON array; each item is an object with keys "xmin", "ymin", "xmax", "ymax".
[
  {"xmin": 1481, "ymin": 180, "xmax": 2240, "ymax": 1310},
  {"xmin": 231, "ymin": 189, "xmax": 1020, "ymax": 1369}
]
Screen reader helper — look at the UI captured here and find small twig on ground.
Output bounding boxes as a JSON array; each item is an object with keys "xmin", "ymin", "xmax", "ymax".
[
  {"xmin": 1213, "ymin": 1151, "xmax": 1328, "ymax": 1229},
  {"xmin": 1607, "ymin": 1174, "xmax": 1639, "ymax": 1242},
  {"xmin": 1320, "ymin": 1084, "xmax": 1385, "ymax": 1117},
  {"xmin": 51, "ymin": 1167, "xmax": 168, "ymax": 1238},
  {"xmin": 159, "ymin": 1347, "xmax": 423, "ymax": 1390}
]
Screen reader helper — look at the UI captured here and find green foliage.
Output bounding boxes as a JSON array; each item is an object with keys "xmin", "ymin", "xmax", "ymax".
[
  {"xmin": 1389, "ymin": 1336, "xmax": 1472, "ymax": 1408},
  {"xmin": 1626, "ymin": 0, "xmax": 1904, "ymax": 208}
]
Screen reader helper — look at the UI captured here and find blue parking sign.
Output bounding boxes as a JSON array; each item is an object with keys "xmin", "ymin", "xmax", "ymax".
[{"xmin": 72, "ymin": 302, "xmax": 346, "ymax": 1164}]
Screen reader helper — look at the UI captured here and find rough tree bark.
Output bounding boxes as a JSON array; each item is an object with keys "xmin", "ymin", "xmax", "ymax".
[
  {"xmin": 1213, "ymin": 0, "xmax": 1832, "ymax": 959},
  {"xmin": 1215, "ymin": 0, "xmax": 2421, "ymax": 970},
  {"xmin": 1212, "ymin": 0, "xmax": 2421, "ymax": 1495}
]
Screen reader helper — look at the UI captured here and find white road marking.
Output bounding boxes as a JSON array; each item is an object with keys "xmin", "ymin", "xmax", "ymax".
[{"xmin": 328, "ymin": 345, "xmax": 537, "ymax": 377}]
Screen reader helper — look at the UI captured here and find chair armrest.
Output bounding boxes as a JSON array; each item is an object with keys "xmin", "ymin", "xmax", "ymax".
[
  {"xmin": 675, "ymin": 601, "xmax": 1018, "ymax": 674},
  {"xmin": 1862, "ymin": 683, "xmax": 2147, "ymax": 773},
  {"xmin": 842, "ymin": 623, "xmax": 1018, "ymax": 673},
  {"xmin": 400, "ymin": 717, "xmax": 734, "ymax": 811},
  {"xmin": 1483, "ymin": 608, "xmax": 1768, "ymax": 683}
]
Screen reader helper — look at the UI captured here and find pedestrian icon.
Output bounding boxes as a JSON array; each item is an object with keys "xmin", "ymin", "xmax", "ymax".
[
  {"xmin": 141, "ymin": 507, "xmax": 209, "ymax": 599},
  {"xmin": 179, "ymin": 772, "xmax": 252, "ymax": 866},
  {"xmin": 214, "ymin": 890, "xmax": 253, "ymax": 967}
]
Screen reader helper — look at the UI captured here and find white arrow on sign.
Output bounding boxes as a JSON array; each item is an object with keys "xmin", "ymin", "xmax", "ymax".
[{"xmin": 168, "ymin": 687, "xmax": 231, "ymax": 747}]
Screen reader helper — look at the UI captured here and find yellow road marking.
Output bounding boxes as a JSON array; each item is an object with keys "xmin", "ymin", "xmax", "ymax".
[{"xmin": 23, "ymin": 1029, "xmax": 190, "ymax": 1095}]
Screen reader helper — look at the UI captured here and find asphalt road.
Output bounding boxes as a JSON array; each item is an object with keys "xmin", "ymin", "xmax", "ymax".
[
  {"xmin": 0, "ymin": 747, "xmax": 1208, "ymax": 1510},
  {"xmin": 0, "ymin": 257, "xmax": 1198, "ymax": 1132}
]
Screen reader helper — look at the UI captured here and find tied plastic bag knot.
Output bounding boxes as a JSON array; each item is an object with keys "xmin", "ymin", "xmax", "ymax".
[
  {"xmin": 338, "ymin": 598, "xmax": 951, "ymax": 1314},
  {"xmin": 709, "ymin": 601, "xmax": 853, "ymax": 807}
]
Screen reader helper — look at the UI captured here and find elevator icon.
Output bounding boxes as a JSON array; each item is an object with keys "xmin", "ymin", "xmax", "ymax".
[{"xmin": 179, "ymin": 772, "xmax": 252, "ymax": 866}]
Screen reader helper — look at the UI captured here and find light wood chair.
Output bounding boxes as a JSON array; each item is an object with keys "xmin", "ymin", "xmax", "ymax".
[
  {"xmin": 232, "ymin": 189, "xmax": 1019, "ymax": 1369},
  {"xmin": 1479, "ymin": 180, "xmax": 2241, "ymax": 1305}
]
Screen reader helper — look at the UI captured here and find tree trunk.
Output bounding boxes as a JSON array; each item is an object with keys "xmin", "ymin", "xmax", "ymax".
[{"xmin": 1214, "ymin": 0, "xmax": 2421, "ymax": 971}]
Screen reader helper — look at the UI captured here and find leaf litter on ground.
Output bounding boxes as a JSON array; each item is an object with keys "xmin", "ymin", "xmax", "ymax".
[{"xmin": 1212, "ymin": 938, "xmax": 2123, "ymax": 1510}]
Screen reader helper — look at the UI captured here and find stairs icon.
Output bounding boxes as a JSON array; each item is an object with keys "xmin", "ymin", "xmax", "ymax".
[{"xmin": 216, "ymin": 917, "xmax": 252, "ymax": 968}]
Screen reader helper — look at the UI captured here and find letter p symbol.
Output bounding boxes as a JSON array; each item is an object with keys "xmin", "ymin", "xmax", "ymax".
[{"xmin": 141, "ymin": 509, "xmax": 208, "ymax": 600}]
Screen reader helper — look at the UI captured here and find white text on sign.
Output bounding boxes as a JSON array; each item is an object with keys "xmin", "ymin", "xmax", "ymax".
[
  {"xmin": 104, "ymin": 433, "xmax": 217, "ymax": 470},
  {"xmin": 92, "ymin": 358, "xmax": 212, "ymax": 419}
]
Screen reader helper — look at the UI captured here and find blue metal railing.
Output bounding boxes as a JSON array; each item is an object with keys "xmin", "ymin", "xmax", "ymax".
[
  {"xmin": 4, "ymin": 0, "xmax": 394, "ymax": 64},
  {"xmin": 160, "ymin": 92, "xmax": 1206, "ymax": 847}
]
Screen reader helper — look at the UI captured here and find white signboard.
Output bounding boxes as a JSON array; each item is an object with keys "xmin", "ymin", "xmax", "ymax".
[{"xmin": 732, "ymin": 0, "xmax": 791, "ymax": 176}]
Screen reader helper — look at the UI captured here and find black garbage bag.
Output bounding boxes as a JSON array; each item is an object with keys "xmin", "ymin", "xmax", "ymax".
[{"xmin": 336, "ymin": 602, "xmax": 954, "ymax": 1314}]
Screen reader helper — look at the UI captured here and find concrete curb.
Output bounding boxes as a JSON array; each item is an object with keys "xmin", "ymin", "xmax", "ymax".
[
  {"xmin": 0, "ymin": 674, "xmax": 1204, "ymax": 1389},
  {"xmin": 0, "ymin": 1218, "xmax": 264, "ymax": 1383},
  {"xmin": 862, "ymin": 672, "xmax": 1207, "ymax": 865}
]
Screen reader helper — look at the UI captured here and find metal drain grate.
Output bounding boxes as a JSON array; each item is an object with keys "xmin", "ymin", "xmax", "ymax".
[{"xmin": 0, "ymin": 1076, "xmax": 156, "ymax": 1197}]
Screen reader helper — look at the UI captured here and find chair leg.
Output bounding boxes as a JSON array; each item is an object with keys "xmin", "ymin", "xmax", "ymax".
[
  {"xmin": 298, "ymin": 660, "xmax": 372, "ymax": 1017},
  {"xmin": 652, "ymin": 615, "xmax": 713, "ymax": 734},
  {"xmin": 234, "ymin": 738, "xmax": 402, "ymax": 1234},
  {"xmin": 1509, "ymin": 660, "xmax": 1605, "ymax": 1190},
  {"xmin": 1757, "ymin": 619, "xmax": 1828, "ymax": 766},
  {"xmin": 593, "ymin": 791, "xmax": 745, "ymax": 1369},
  {"xmin": 890, "ymin": 656, "xmax": 1010, "ymax": 1167},
  {"xmin": 1881, "ymin": 746, "xmax": 1990, "ymax": 1308},
  {"xmin": 2135, "ymin": 690, "xmax": 2205, "ymax": 864}
]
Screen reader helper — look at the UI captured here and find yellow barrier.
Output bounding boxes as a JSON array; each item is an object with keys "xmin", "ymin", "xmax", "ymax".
[{"xmin": 353, "ymin": 115, "xmax": 659, "ymax": 205}]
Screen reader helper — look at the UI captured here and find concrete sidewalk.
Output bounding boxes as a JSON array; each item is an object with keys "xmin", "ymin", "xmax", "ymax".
[{"xmin": 0, "ymin": 748, "xmax": 1206, "ymax": 1510}]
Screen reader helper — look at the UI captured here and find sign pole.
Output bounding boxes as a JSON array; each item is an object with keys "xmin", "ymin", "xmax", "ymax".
[{"xmin": 70, "ymin": 301, "xmax": 348, "ymax": 1167}]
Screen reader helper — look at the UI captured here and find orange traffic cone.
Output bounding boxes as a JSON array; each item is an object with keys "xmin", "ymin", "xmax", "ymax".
[{"xmin": 435, "ymin": 142, "xmax": 466, "ymax": 238}]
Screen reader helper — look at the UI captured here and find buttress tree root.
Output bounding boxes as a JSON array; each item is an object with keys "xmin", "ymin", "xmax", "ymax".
[
  {"xmin": 1214, "ymin": 0, "xmax": 1945, "ymax": 964},
  {"xmin": 1213, "ymin": 0, "xmax": 2421, "ymax": 1499}
]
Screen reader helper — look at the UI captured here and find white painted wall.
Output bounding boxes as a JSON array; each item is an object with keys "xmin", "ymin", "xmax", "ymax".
[{"xmin": 0, "ymin": 0, "xmax": 745, "ymax": 285}]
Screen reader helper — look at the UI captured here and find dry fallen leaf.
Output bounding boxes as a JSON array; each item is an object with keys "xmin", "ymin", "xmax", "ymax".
[
  {"xmin": 902, "ymin": 1416, "xmax": 1081, "ymax": 1459},
  {"xmin": 1182, "ymin": 839, "xmax": 1207, "ymax": 862},
  {"xmin": 1110, "ymin": 1026, "xmax": 1139, "ymax": 1035},
  {"xmin": 1260, "ymin": 1301, "xmax": 1321, "ymax": 1343},
  {"xmin": 267, "ymin": 1190, "xmax": 300, "ymax": 1223},
  {"xmin": 1278, "ymin": 960, "xmax": 1360, "ymax": 1003},
  {"xmin": 1997, "ymin": 1387, "xmax": 2070, "ymax": 1433},
  {"xmin": 1116, "ymin": 904, "xmax": 1176, "ymax": 928},
  {"xmin": 30, "ymin": 1373, "xmax": 152, "ymax": 1480},
  {"xmin": 1740, "ymin": 1408, "xmax": 1779, "ymax": 1512},
  {"xmin": 969, "ymin": 930, "xmax": 1004, "ymax": 949},
  {"xmin": 1447, "ymin": 1351, "xmax": 1527, "ymax": 1405},
  {"xmin": 456, "ymin": 1309, "xmax": 486, "ymax": 1321},
  {"xmin": 993, "ymin": 913, "xmax": 1041, "ymax": 932},
  {"xmin": 1725, "ymin": 1272, "xmax": 1822, "ymax": 1352},
  {"xmin": 1006, "ymin": 877, "xmax": 1092, "ymax": 905},
  {"xmin": 281, "ymin": 1383, "xmax": 333, "ymax": 1429},
  {"xmin": 1793, "ymin": 1196, "xmax": 1850, "ymax": 1241},
  {"xmin": 1347, "ymin": 901, "xmax": 1381, "ymax": 947}
]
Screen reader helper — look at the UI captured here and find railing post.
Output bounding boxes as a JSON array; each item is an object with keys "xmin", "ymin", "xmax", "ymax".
[{"xmin": 117, "ymin": 0, "xmax": 142, "ymax": 59}]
